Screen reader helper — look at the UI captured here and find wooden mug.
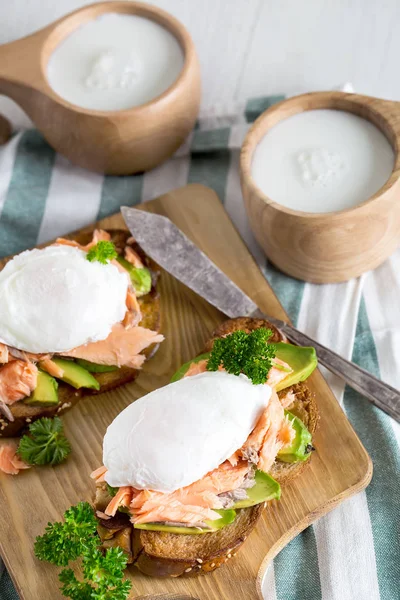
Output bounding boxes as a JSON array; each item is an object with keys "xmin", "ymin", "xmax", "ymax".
[
  {"xmin": 0, "ymin": 1, "xmax": 201, "ymax": 175},
  {"xmin": 240, "ymin": 91, "xmax": 400, "ymax": 283}
]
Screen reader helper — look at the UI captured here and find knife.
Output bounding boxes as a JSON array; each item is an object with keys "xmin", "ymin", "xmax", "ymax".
[{"xmin": 121, "ymin": 206, "xmax": 400, "ymax": 423}]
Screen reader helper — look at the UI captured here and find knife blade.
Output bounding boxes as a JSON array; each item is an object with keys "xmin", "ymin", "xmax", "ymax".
[{"xmin": 122, "ymin": 206, "xmax": 400, "ymax": 423}]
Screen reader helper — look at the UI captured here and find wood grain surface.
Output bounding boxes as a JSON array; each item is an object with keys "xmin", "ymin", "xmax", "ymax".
[
  {"xmin": 0, "ymin": 1, "xmax": 201, "ymax": 174},
  {"xmin": 0, "ymin": 184, "xmax": 372, "ymax": 600},
  {"xmin": 241, "ymin": 91, "xmax": 400, "ymax": 283}
]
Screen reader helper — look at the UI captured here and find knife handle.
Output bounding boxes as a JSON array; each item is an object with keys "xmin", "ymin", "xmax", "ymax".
[{"xmin": 278, "ymin": 322, "xmax": 400, "ymax": 423}]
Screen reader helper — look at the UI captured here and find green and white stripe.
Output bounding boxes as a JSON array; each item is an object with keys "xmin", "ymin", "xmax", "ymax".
[
  {"xmin": 296, "ymin": 279, "xmax": 381, "ymax": 600},
  {"xmin": 38, "ymin": 154, "xmax": 103, "ymax": 243},
  {"xmin": 0, "ymin": 95, "xmax": 398, "ymax": 600},
  {"xmin": 0, "ymin": 131, "xmax": 55, "ymax": 255},
  {"xmin": 344, "ymin": 299, "xmax": 400, "ymax": 598}
]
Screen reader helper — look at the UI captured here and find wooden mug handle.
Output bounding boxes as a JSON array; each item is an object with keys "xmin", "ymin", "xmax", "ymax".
[{"xmin": 0, "ymin": 28, "xmax": 50, "ymax": 135}]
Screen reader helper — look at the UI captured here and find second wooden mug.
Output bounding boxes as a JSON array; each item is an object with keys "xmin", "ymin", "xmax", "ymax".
[{"xmin": 240, "ymin": 91, "xmax": 400, "ymax": 284}]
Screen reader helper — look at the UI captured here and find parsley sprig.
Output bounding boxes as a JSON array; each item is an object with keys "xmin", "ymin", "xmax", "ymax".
[
  {"xmin": 34, "ymin": 502, "xmax": 98, "ymax": 566},
  {"xmin": 17, "ymin": 417, "xmax": 71, "ymax": 466},
  {"xmin": 60, "ymin": 547, "xmax": 131, "ymax": 600},
  {"xmin": 86, "ymin": 241, "xmax": 118, "ymax": 265},
  {"xmin": 206, "ymin": 328, "xmax": 276, "ymax": 385},
  {"xmin": 35, "ymin": 502, "xmax": 131, "ymax": 600}
]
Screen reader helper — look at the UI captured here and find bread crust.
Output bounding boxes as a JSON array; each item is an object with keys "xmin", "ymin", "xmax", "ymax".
[
  {"xmin": 0, "ymin": 229, "xmax": 162, "ymax": 437},
  {"xmin": 95, "ymin": 317, "xmax": 318, "ymax": 578}
]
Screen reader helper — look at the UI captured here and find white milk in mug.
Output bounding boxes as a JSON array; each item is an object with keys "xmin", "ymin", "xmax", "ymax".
[
  {"xmin": 251, "ymin": 109, "xmax": 395, "ymax": 213},
  {"xmin": 47, "ymin": 13, "xmax": 184, "ymax": 111}
]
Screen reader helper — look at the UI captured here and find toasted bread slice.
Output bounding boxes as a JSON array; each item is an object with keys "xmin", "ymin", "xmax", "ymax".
[
  {"xmin": 95, "ymin": 317, "xmax": 318, "ymax": 577},
  {"xmin": 0, "ymin": 230, "xmax": 162, "ymax": 437}
]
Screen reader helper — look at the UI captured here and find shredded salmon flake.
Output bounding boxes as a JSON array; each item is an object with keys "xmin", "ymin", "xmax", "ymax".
[
  {"xmin": 0, "ymin": 360, "xmax": 38, "ymax": 405},
  {"xmin": 0, "ymin": 442, "xmax": 30, "ymax": 475},
  {"xmin": 91, "ymin": 465, "xmax": 108, "ymax": 482}
]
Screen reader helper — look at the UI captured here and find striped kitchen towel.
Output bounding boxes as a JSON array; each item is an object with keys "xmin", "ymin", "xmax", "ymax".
[{"xmin": 0, "ymin": 94, "xmax": 399, "ymax": 600}]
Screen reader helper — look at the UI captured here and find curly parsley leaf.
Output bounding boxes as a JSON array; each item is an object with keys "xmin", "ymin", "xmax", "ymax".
[
  {"xmin": 86, "ymin": 241, "xmax": 118, "ymax": 265},
  {"xmin": 17, "ymin": 417, "xmax": 71, "ymax": 466},
  {"xmin": 206, "ymin": 328, "xmax": 276, "ymax": 385},
  {"xmin": 35, "ymin": 503, "xmax": 131, "ymax": 599},
  {"xmin": 59, "ymin": 569, "xmax": 93, "ymax": 600},
  {"xmin": 34, "ymin": 502, "xmax": 98, "ymax": 566},
  {"xmin": 59, "ymin": 547, "xmax": 131, "ymax": 600},
  {"xmin": 84, "ymin": 547, "xmax": 131, "ymax": 599}
]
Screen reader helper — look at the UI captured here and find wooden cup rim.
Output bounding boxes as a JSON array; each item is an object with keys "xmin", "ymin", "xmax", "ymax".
[{"xmin": 240, "ymin": 91, "xmax": 400, "ymax": 220}]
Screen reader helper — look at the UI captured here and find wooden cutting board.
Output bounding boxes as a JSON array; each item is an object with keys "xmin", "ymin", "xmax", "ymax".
[{"xmin": 0, "ymin": 184, "xmax": 372, "ymax": 600}]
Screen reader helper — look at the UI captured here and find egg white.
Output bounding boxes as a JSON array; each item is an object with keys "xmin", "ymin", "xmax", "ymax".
[
  {"xmin": 103, "ymin": 371, "xmax": 272, "ymax": 493},
  {"xmin": 0, "ymin": 245, "xmax": 129, "ymax": 353}
]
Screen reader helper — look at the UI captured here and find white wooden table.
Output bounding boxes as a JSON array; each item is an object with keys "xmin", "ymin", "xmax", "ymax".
[{"xmin": 0, "ymin": 0, "xmax": 399, "ymax": 128}]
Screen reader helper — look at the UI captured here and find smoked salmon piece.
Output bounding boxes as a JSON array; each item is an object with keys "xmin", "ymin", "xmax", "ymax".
[
  {"xmin": 231, "ymin": 390, "xmax": 292, "ymax": 472},
  {"xmin": 277, "ymin": 414, "xmax": 296, "ymax": 447},
  {"xmin": 106, "ymin": 486, "xmax": 132, "ymax": 517},
  {"xmin": 0, "ymin": 344, "xmax": 8, "ymax": 364},
  {"xmin": 125, "ymin": 246, "xmax": 143, "ymax": 268},
  {"xmin": 257, "ymin": 393, "xmax": 286, "ymax": 473},
  {"xmin": 239, "ymin": 402, "xmax": 272, "ymax": 464},
  {"xmin": 188, "ymin": 460, "xmax": 249, "ymax": 496},
  {"xmin": 184, "ymin": 360, "xmax": 224, "ymax": 378},
  {"xmin": 0, "ymin": 441, "xmax": 30, "ymax": 475},
  {"xmin": 267, "ymin": 358, "xmax": 293, "ymax": 387},
  {"xmin": 91, "ymin": 465, "xmax": 108, "ymax": 483},
  {"xmin": 133, "ymin": 502, "xmax": 220, "ymax": 526},
  {"xmin": 100, "ymin": 461, "xmax": 250, "ymax": 526},
  {"xmin": 123, "ymin": 289, "xmax": 141, "ymax": 329},
  {"xmin": 0, "ymin": 360, "xmax": 38, "ymax": 405},
  {"xmin": 56, "ymin": 229, "xmax": 111, "ymax": 252},
  {"xmin": 110, "ymin": 259, "xmax": 142, "ymax": 327},
  {"xmin": 39, "ymin": 358, "xmax": 64, "ymax": 379},
  {"xmin": 62, "ymin": 324, "xmax": 164, "ymax": 369},
  {"xmin": 184, "ymin": 360, "xmax": 207, "ymax": 377},
  {"xmin": 96, "ymin": 511, "xmax": 111, "ymax": 520}
]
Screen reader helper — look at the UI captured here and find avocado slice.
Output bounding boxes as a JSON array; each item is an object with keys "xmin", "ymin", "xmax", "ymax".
[
  {"xmin": 24, "ymin": 370, "xmax": 59, "ymax": 406},
  {"xmin": 76, "ymin": 359, "xmax": 118, "ymax": 373},
  {"xmin": 274, "ymin": 342, "xmax": 317, "ymax": 391},
  {"xmin": 116, "ymin": 256, "xmax": 152, "ymax": 297},
  {"xmin": 51, "ymin": 358, "xmax": 100, "ymax": 390},
  {"xmin": 133, "ymin": 509, "xmax": 236, "ymax": 535},
  {"xmin": 233, "ymin": 470, "xmax": 281, "ymax": 509},
  {"xmin": 170, "ymin": 353, "xmax": 210, "ymax": 383},
  {"xmin": 277, "ymin": 410, "xmax": 312, "ymax": 463}
]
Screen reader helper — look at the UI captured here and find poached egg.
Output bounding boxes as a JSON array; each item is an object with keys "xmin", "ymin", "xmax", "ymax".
[
  {"xmin": 103, "ymin": 371, "xmax": 272, "ymax": 493},
  {"xmin": 0, "ymin": 245, "xmax": 129, "ymax": 353}
]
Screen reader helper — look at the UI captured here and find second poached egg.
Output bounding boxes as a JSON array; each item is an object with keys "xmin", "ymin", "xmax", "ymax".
[{"xmin": 0, "ymin": 245, "xmax": 129, "ymax": 353}]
